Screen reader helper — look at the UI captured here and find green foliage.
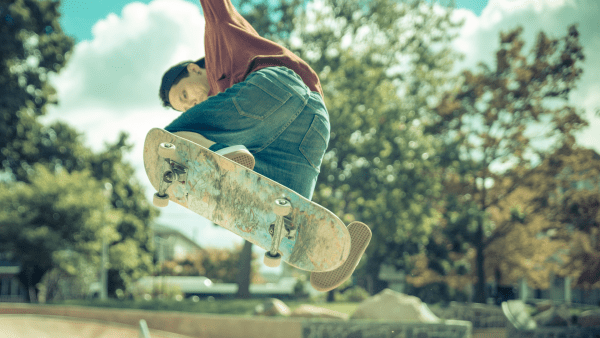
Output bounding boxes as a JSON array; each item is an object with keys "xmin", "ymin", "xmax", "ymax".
[
  {"xmin": 37, "ymin": 267, "xmax": 94, "ymax": 302},
  {"xmin": 336, "ymin": 285, "xmax": 370, "ymax": 302},
  {"xmin": 0, "ymin": 123, "xmax": 157, "ymax": 299},
  {"xmin": 130, "ymin": 281, "xmax": 183, "ymax": 302},
  {"xmin": 237, "ymin": 0, "xmax": 463, "ymax": 297},
  {"xmin": 0, "ymin": 0, "xmax": 157, "ymax": 300},
  {"xmin": 404, "ymin": 282, "xmax": 469, "ymax": 304},
  {"xmin": 55, "ymin": 298, "xmax": 269, "ymax": 315},
  {"xmin": 290, "ymin": 0, "xmax": 462, "ymax": 289},
  {"xmin": 233, "ymin": 0, "xmax": 307, "ymax": 298},
  {"xmin": 54, "ymin": 297, "xmax": 367, "ymax": 317},
  {"xmin": 87, "ymin": 133, "xmax": 158, "ymax": 293},
  {"xmin": 0, "ymin": 165, "xmax": 119, "ymax": 297},
  {"xmin": 293, "ymin": 275, "xmax": 309, "ymax": 298},
  {"xmin": 0, "ymin": 0, "xmax": 74, "ymax": 179},
  {"xmin": 233, "ymin": 0, "xmax": 303, "ymax": 44}
]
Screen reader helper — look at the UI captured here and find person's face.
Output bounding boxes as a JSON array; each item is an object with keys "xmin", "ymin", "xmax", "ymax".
[{"xmin": 168, "ymin": 63, "xmax": 210, "ymax": 112}]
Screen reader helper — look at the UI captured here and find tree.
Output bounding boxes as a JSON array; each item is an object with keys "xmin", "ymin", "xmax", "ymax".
[
  {"xmin": 485, "ymin": 145, "xmax": 600, "ymax": 292},
  {"xmin": 235, "ymin": 0, "xmax": 461, "ymax": 296},
  {"xmin": 87, "ymin": 133, "xmax": 158, "ymax": 295},
  {"xmin": 1, "ymin": 0, "xmax": 157, "ymax": 299},
  {"xmin": 541, "ymin": 145, "xmax": 600, "ymax": 289},
  {"xmin": 0, "ymin": 0, "xmax": 73, "ymax": 180},
  {"xmin": 233, "ymin": 0, "xmax": 305, "ymax": 298},
  {"xmin": 409, "ymin": 144, "xmax": 600, "ymax": 302},
  {"xmin": 289, "ymin": 0, "xmax": 461, "ymax": 295},
  {"xmin": 161, "ymin": 244, "xmax": 261, "ymax": 283},
  {"xmin": 233, "ymin": 0, "xmax": 302, "ymax": 44},
  {"xmin": 429, "ymin": 25, "xmax": 587, "ymax": 302},
  {"xmin": 0, "ymin": 165, "xmax": 120, "ymax": 302},
  {"xmin": 0, "ymin": 120, "xmax": 158, "ymax": 300}
]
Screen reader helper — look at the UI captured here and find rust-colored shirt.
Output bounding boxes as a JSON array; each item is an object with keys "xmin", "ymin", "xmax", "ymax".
[{"xmin": 199, "ymin": 0, "xmax": 323, "ymax": 98}]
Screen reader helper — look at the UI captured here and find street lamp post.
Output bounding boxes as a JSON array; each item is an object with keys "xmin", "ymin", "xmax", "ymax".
[
  {"xmin": 154, "ymin": 236, "xmax": 166, "ymax": 298},
  {"xmin": 100, "ymin": 236, "xmax": 108, "ymax": 300},
  {"xmin": 100, "ymin": 182, "xmax": 113, "ymax": 300}
]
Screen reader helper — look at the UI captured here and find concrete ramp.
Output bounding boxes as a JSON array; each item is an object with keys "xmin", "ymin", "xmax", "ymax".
[{"xmin": 0, "ymin": 315, "xmax": 193, "ymax": 338}]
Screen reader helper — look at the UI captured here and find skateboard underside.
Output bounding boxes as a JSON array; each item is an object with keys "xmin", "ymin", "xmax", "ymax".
[{"xmin": 143, "ymin": 128, "xmax": 350, "ymax": 272}]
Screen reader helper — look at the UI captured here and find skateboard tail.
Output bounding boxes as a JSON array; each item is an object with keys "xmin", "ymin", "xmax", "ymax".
[{"xmin": 311, "ymin": 221, "xmax": 372, "ymax": 291}]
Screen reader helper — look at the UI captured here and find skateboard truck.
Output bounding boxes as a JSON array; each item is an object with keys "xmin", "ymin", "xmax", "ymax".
[
  {"xmin": 264, "ymin": 198, "xmax": 293, "ymax": 267},
  {"xmin": 153, "ymin": 143, "xmax": 187, "ymax": 208}
]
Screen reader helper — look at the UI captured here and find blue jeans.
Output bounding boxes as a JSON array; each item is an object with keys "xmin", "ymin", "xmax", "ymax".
[{"xmin": 165, "ymin": 67, "xmax": 330, "ymax": 200}]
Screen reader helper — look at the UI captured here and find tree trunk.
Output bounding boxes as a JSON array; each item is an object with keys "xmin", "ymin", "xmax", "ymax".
[
  {"xmin": 18, "ymin": 265, "xmax": 44, "ymax": 303},
  {"xmin": 474, "ymin": 220, "xmax": 487, "ymax": 303},
  {"xmin": 236, "ymin": 240, "xmax": 253, "ymax": 299},
  {"xmin": 326, "ymin": 290, "xmax": 335, "ymax": 302},
  {"xmin": 365, "ymin": 259, "xmax": 386, "ymax": 296}
]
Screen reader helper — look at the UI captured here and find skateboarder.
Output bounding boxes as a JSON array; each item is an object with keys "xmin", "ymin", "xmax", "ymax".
[{"xmin": 158, "ymin": 0, "xmax": 366, "ymax": 291}]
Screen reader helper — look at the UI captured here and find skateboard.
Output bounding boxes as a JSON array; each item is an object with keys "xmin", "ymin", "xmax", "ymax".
[{"xmin": 143, "ymin": 128, "xmax": 352, "ymax": 272}]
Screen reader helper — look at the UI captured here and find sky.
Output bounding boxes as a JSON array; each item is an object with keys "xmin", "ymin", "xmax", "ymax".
[
  {"xmin": 58, "ymin": 0, "xmax": 492, "ymax": 42},
  {"xmin": 45, "ymin": 0, "xmax": 600, "ymax": 266}
]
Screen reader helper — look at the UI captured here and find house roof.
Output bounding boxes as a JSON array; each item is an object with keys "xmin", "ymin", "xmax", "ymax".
[{"xmin": 151, "ymin": 223, "xmax": 202, "ymax": 250}]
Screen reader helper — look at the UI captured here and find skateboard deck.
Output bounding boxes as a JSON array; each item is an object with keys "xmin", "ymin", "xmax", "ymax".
[{"xmin": 143, "ymin": 128, "xmax": 351, "ymax": 272}]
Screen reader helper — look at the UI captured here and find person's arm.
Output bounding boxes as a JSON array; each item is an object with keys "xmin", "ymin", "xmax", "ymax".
[{"xmin": 199, "ymin": 0, "xmax": 239, "ymax": 25}]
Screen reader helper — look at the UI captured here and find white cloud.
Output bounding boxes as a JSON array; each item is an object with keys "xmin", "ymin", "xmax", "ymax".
[
  {"xmin": 46, "ymin": 0, "xmax": 206, "ymax": 166},
  {"xmin": 44, "ymin": 0, "xmax": 242, "ymax": 247},
  {"xmin": 52, "ymin": 0, "xmax": 205, "ymax": 114},
  {"xmin": 451, "ymin": 0, "xmax": 600, "ymax": 152}
]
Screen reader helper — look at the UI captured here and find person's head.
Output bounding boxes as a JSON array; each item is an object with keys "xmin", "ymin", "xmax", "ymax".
[{"xmin": 159, "ymin": 57, "xmax": 209, "ymax": 112}]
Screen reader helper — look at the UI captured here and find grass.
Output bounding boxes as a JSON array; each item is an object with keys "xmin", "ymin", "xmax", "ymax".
[
  {"xmin": 306, "ymin": 302, "xmax": 360, "ymax": 316},
  {"xmin": 44, "ymin": 298, "xmax": 600, "ymax": 320},
  {"xmin": 51, "ymin": 298, "xmax": 362, "ymax": 317},
  {"xmin": 55, "ymin": 298, "xmax": 266, "ymax": 316}
]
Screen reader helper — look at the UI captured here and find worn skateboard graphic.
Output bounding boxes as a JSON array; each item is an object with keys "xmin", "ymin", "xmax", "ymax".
[{"xmin": 143, "ymin": 128, "xmax": 351, "ymax": 272}]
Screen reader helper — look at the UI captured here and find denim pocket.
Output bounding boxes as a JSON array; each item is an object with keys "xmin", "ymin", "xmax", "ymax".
[
  {"xmin": 299, "ymin": 115, "xmax": 330, "ymax": 171},
  {"xmin": 233, "ymin": 72, "xmax": 293, "ymax": 120}
]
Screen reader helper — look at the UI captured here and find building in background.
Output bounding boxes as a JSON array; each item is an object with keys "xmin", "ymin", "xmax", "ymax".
[
  {"xmin": 0, "ymin": 253, "xmax": 26, "ymax": 302},
  {"xmin": 518, "ymin": 276, "xmax": 600, "ymax": 306},
  {"xmin": 151, "ymin": 223, "xmax": 202, "ymax": 262}
]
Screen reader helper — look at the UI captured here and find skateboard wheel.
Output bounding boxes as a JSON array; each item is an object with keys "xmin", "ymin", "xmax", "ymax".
[
  {"xmin": 273, "ymin": 199, "xmax": 291, "ymax": 216},
  {"xmin": 263, "ymin": 252, "xmax": 281, "ymax": 268},
  {"xmin": 153, "ymin": 192, "xmax": 169, "ymax": 207},
  {"xmin": 158, "ymin": 143, "xmax": 176, "ymax": 159}
]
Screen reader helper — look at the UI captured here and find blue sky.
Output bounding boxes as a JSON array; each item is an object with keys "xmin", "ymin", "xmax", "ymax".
[{"xmin": 59, "ymin": 0, "xmax": 490, "ymax": 42}]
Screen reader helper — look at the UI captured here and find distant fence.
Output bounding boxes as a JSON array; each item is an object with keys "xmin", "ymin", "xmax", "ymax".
[
  {"xmin": 507, "ymin": 326, "xmax": 600, "ymax": 338},
  {"xmin": 431, "ymin": 302, "xmax": 509, "ymax": 328},
  {"xmin": 0, "ymin": 295, "xmax": 26, "ymax": 303}
]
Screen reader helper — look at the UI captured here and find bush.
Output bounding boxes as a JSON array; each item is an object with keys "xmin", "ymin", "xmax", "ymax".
[
  {"xmin": 129, "ymin": 280, "xmax": 183, "ymax": 301},
  {"xmin": 159, "ymin": 245, "xmax": 261, "ymax": 283},
  {"xmin": 404, "ymin": 282, "xmax": 468, "ymax": 304},
  {"xmin": 336, "ymin": 286, "xmax": 370, "ymax": 302},
  {"xmin": 37, "ymin": 268, "xmax": 91, "ymax": 302},
  {"xmin": 293, "ymin": 275, "xmax": 309, "ymax": 299}
]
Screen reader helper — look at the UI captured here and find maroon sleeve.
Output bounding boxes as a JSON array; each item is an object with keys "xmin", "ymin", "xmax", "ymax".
[{"xmin": 198, "ymin": 0, "xmax": 323, "ymax": 97}]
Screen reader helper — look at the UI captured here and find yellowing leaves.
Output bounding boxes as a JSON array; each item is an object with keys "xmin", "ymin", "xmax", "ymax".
[
  {"xmin": 515, "ymin": 68, "xmax": 534, "ymax": 83},
  {"xmin": 159, "ymin": 245, "xmax": 261, "ymax": 284}
]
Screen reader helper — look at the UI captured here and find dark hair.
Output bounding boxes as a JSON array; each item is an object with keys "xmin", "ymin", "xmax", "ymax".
[{"xmin": 159, "ymin": 57, "xmax": 206, "ymax": 109}]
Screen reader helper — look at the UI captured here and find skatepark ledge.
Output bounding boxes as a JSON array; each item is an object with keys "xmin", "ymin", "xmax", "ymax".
[{"xmin": 0, "ymin": 303, "xmax": 472, "ymax": 338}]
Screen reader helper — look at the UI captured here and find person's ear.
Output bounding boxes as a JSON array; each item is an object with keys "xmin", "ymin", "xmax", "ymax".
[{"xmin": 187, "ymin": 63, "xmax": 202, "ymax": 74}]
